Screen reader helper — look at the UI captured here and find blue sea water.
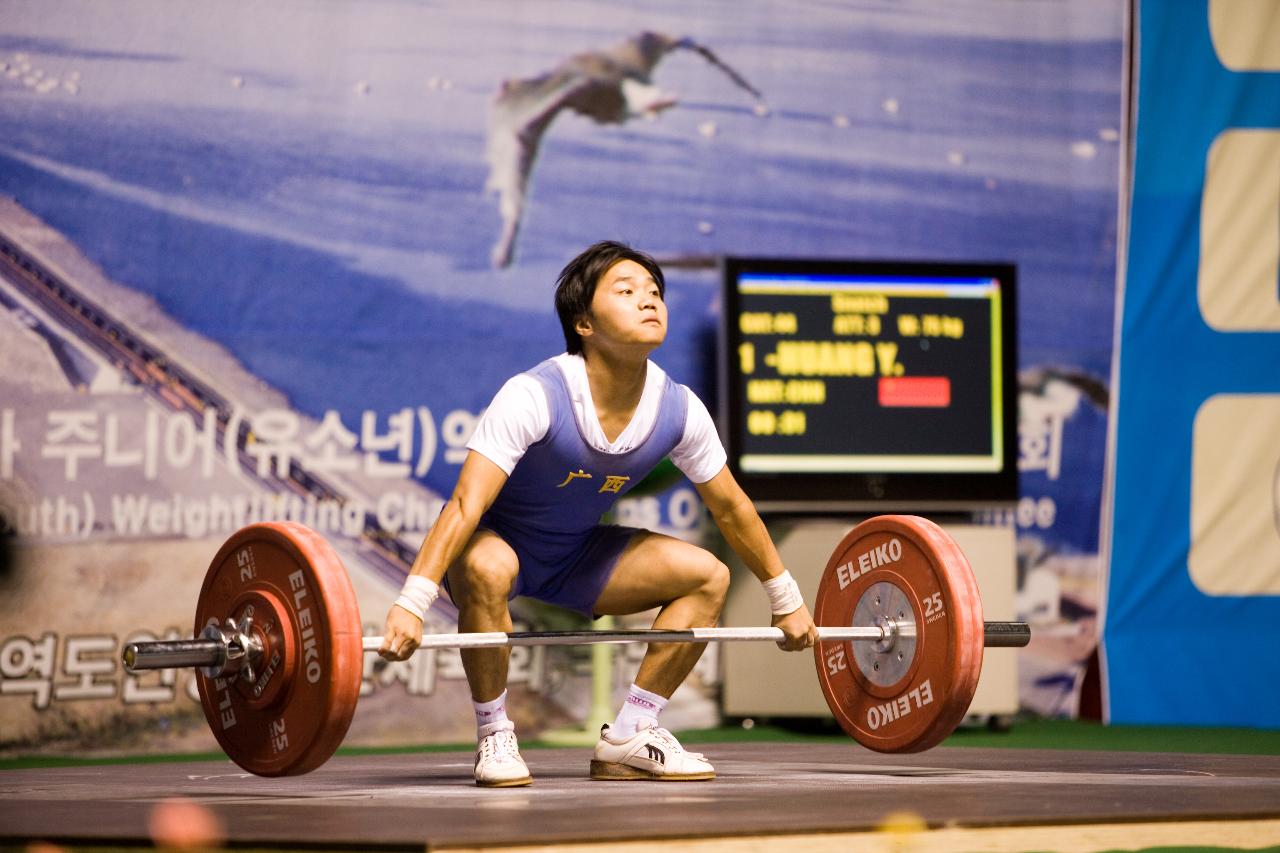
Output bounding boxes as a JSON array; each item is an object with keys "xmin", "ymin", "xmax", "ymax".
[{"xmin": 0, "ymin": 0, "xmax": 1123, "ymax": 504}]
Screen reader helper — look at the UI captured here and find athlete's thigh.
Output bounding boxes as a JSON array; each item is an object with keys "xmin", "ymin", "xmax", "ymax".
[{"xmin": 592, "ymin": 530, "xmax": 724, "ymax": 616}]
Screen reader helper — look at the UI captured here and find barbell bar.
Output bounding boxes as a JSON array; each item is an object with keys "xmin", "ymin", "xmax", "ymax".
[
  {"xmin": 119, "ymin": 515, "xmax": 1030, "ymax": 776},
  {"xmin": 124, "ymin": 622, "xmax": 1030, "ymax": 672}
]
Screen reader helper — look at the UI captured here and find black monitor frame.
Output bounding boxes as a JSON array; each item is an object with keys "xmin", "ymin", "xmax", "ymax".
[{"xmin": 719, "ymin": 256, "xmax": 1018, "ymax": 514}]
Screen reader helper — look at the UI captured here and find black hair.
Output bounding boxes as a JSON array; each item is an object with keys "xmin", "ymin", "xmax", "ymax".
[{"xmin": 554, "ymin": 240, "xmax": 666, "ymax": 355}]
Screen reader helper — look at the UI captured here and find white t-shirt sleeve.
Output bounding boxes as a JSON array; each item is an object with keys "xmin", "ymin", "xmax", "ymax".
[
  {"xmin": 670, "ymin": 386, "xmax": 727, "ymax": 484},
  {"xmin": 465, "ymin": 374, "xmax": 550, "ymax": 475}
]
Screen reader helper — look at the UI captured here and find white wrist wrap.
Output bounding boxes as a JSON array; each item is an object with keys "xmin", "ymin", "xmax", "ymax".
[
  {"xmin": 394, "ymin": 575, "xmax": 439, "ymax": 621},
  {"xmin": 762, "ymin": 571, "xmax": 804, "ymax": 615}
]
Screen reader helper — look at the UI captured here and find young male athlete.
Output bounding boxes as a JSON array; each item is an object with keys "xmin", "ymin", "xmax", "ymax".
[{"xmin": 379, "ymin": 241, "xmax": 817, "ymax": 786}]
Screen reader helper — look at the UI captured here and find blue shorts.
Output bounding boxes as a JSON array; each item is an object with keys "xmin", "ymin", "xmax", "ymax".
[{"xmin": 444, "ymin": 520, "xmax": 642, "ymax": 618}]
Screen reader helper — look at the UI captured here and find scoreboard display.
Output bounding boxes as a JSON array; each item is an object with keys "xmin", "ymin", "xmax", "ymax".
[{"xmin": 721, "ymin": 258, "xmax": 1018, "ymax": 512}]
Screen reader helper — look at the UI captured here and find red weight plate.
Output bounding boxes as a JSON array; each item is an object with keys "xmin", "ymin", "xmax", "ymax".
[
  {"xmin": 194, "ymin": 522, "xmax": 363, "ymax": 776},
  {"xmin": 812, "ymin": 515, "xmax": 984, "ymax": 753}
]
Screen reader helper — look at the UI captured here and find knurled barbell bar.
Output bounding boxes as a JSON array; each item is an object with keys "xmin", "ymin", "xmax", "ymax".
[{"xmin": 121, "ymin": 515, "xmax": 1030, "ymax": 776}]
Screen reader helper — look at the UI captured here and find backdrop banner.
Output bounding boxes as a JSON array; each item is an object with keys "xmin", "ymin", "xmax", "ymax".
[
  {"xmin": 0, "ymin": 0, "xmax": 1121, "ymax": 755},
  {"xmin": 1104, "ymin": 0, "xmax": 1280, "ymax": 726}
]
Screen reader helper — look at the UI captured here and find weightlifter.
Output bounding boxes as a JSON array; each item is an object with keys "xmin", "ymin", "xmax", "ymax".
[{"xmin": 379, "ymin": 241, "xmax": 817, "ymax": 786}]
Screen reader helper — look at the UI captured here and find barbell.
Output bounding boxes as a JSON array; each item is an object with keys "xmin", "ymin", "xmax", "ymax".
[{"xmin": 121, "ymin": 515, "xmax": 1029, "ymax": 776}]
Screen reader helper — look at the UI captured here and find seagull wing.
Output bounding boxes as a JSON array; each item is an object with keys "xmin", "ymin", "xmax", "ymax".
[
  {"xmin": 674, "ymin": 38, "xmax": 763, "ymax": 101},
  {"xmin": 485, "ymin": 69, "xmax": 603, "ymax": 268}
]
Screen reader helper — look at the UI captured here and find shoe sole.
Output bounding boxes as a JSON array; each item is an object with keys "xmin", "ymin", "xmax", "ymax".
[
  {"xmin": 589, "ymin": 760, "xmax": 715, "ymax": 781},
  {"xmin": 475, "ymin": 775, "xmax": 533, "ymax": 787}
]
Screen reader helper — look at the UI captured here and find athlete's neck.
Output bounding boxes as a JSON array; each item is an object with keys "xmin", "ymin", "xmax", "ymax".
[{"xmin": 580, "ymin": 348, "xmax": 649, "ymax": 443}]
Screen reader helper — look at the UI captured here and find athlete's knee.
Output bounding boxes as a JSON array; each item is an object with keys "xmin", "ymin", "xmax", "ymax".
[
  {"xmin": 460, "ymin": 551, "xmax": 518, "ymax": 604},
  {"xmin": 698, "ymin": 556, "xmax": 731, "ymax": 609}
]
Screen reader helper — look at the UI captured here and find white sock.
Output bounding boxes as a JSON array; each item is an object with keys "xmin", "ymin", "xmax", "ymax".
[
  {"xmin": 610, "ymin": 683, "xmax": 668, "ymax": 739},
  {"xmin": 474, "ymin": 690, "xmax": 511, "ymax": 739}
]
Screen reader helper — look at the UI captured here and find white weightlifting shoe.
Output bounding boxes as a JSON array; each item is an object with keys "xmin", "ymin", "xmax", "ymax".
[
  {"xmin": 590, "ymin": 720, "xmax": 715, "ymax": 781},
  {"xmin": 474, "ymin": 722, "xmax": 532, "ymax": 787}
]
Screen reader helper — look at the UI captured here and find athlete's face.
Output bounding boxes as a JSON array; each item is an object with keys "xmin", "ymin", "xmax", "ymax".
[{"xmin": 577, "ymin": 259, "xmax": 667, "ymax": 354}]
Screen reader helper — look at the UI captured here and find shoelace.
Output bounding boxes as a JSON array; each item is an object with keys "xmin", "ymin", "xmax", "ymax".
[
  {"xmin": 646, "ymin": 726, "xmax": 705, "ymax": 761},
  {"xmin": 479, "ymin": 730, "xmax": 523, "ymax": 764}
]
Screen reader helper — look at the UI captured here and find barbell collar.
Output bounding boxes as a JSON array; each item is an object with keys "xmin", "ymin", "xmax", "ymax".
[{"xmin": 123, "ymin": 618, "xmax": 264, "ymax": 676}]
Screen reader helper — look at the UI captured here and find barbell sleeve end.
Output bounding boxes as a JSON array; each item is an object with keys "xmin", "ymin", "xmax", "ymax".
[
  {"xmin": 983, "ymin": 621, "xmax": 1031, "ymax": 648},
  {"xmin": 121, "ymin": 639, "xmax": 227, "ymax": 673}
]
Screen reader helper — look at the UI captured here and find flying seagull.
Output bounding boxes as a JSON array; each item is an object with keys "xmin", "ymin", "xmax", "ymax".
[{"xmin": 485, "ymin": 31, "xmax": 764, "ymax": 268}]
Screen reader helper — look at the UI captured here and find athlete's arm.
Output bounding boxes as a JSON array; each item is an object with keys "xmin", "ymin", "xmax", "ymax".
[
  {"xmin": 409, "ymin": 450, "xmax": 508, "ymax": 585},
  {"xmin": 379, "ymin": 450, "xmax": 508, "ymax": 661},
  {"xmin": 695, "ymin": 466, "xmax": 818, "ymax": 651}
]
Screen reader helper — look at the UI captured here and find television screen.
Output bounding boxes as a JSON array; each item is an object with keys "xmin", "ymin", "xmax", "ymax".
[{"xmin": 719, "ymin": 257, "xmax": 1017, "ymax": 512}]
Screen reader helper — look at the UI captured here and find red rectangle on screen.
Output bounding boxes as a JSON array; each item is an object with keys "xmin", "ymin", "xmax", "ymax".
[{"xmin": 878, "ymin": 376, "xmax": 951, "ymax": 407}]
